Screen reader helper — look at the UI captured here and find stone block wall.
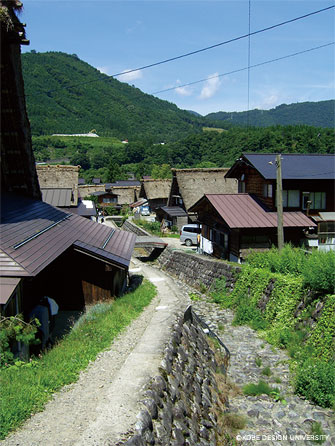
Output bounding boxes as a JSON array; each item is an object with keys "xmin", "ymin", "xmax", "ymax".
[
  {"xmin": 118, "ymin": 307, "xmax": 229, "ymax": 446},
  {"xmin": 157, "ymin": 248, "xmax": 241, "ymax": 292},
  {"xmin": 123, "ymin": 220, "xmax": 152, "ymax": 237}
]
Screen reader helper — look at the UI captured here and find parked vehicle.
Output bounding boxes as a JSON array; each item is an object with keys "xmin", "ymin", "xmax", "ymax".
[
  {"xmin": 180, "ymin": 224, "xmax": 202, "ymax": 246},
  {"xmin": 140, "ymin": 205, "xmax": 150, "ymax": 216}
]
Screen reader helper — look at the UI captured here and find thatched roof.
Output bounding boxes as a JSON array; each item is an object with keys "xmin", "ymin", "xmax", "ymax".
[
  {"xmin": 36, "ymin": 165, "xmax": 79, "ymax": 206},
  {"xmin": 111, "ymin": 186, "xmax": 137, "ymax": 205},
  {"xmin": 140, "ymin": 179, "xmax": 172, "ymax": 200},
  {"xmin": 169, "ymin": 168, "xmax": 238, "ymax": 211}
]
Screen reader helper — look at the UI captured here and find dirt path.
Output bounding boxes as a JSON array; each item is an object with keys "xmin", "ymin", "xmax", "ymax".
[{"xmin": 1, "ymin": 259, "xmax": 190, "ymax": 446}]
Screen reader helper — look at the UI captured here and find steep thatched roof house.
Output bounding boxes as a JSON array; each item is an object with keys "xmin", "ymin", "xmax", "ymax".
[
  {"xmin": 167, "ymin": 168, "xmax": 238, "ymax": 214},
  {"xmin": 139, "ymin": 179, "xmax": 172, "ymax": 210},
  {"xmin": 1, "ymin": 0, "xmax": 41, "ymax": 200},
  {"xmin": 37, "ymin": 165, "xmax": 80, "ymax": 207}
]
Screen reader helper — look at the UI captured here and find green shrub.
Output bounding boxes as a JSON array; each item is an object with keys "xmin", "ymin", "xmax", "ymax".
[
  {"xmin": 243, "ymin": 380, "xmax": 281, "ymax": 399},
  {"xmin": 306, "ymin": 295, "xmax": 335, "ymax": 362},
  {"xmin": 295, "ymin": 359, "xmax": 335, "ymax": 408},
  {"xmin": 302, "ymin": 251, "xmax": 335, "ymax": 294},
  {"xmin": 261, "ymin": 366, "xmax": 272, "ymax": 376},
  {"xmin": 246, "ymin": 244, "xmax": 306, "ymax": 275},
  {"xmin": 233, "ymin": 301, "xmax": 268, "ymax": 330},
  {"xmin": 0, "ymin": 316, "xmax": 39, "ymax": 367},
  {"xmin": 310, "ymin": 422, "xmax": 327, "ymax": 444}
]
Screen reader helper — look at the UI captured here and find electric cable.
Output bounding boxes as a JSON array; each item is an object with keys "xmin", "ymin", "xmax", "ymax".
[
  {"xmin": 24, "ymin": 4, "xmax": 335, "ymax": 97},
  {"xmin": 151, "ymin": 42, "xmax": 334, "ymax": 95}
]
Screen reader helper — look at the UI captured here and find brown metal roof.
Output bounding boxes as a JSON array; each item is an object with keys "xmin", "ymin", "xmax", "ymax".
[
  {"xmin": 1, "ymin": 193, "xmax": 136, "ymax": 277},
  {"xmin": 0, "ymin": 277, "xmax": 21, "ymax": 305},
  {"xmin": 191, "ymin": 194, "xmax": 316, "ymax": 229},
  {"xmin": 41, "ymin": 188, "xmax": 72, "ymax": 207}
]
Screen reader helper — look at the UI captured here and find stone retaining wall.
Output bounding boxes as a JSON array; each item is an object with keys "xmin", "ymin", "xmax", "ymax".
[
  {"xmin": 157, "ymin": 248, "xmax": 241, "ymax": 292},
  {"xmin": 123, "ymin": 220, "xmax": 152, "ymax": 237},
  {"xmin": 118, "ymin": 307, "xmax": 229, "ymax": 446}
]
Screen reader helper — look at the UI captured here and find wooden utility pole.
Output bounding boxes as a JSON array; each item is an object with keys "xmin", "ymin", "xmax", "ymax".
[{"xmin": 276, "ymin": 154, "xmax": 284, "ymax": 251}]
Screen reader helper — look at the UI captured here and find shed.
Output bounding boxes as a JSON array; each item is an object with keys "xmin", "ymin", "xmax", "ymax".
[
  {"xmin": 0, "ymin": 193, "xmax": 136, "ymax": 315},
  {"xmin": 155, "ymin": 206, "xmax": 188, "ymax": 230}
]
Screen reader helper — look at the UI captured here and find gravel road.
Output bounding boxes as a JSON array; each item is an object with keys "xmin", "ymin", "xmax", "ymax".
[{"xmin": 1, "ymin": 259, "xmax": 190, "ymax": 446}]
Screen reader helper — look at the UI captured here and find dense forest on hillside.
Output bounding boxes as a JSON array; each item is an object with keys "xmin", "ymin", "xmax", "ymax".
[
  {"xmin": 22, "ymin": 52, "xmax": 334, "ymax": 141},
  {"xmin": 33, "ymin": 124, "xmax": 335, "ymax": 183},
  {"xmin": 206, "ymin": 100, "xmax": 335, "ymax": 128},
  {"xmin": 22, "ymin": 51, "xmax": 215, "ymax": 141}
]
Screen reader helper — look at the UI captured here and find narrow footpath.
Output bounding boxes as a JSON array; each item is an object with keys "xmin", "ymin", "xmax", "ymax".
[{"xmin": 1, "ymin": 259, "xmax": 190, "ymax": 446}]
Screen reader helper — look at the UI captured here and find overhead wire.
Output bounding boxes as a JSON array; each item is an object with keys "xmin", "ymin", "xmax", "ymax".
[
  {"xmin": 24, "ymin": 4, "xmax": 335, "ymax": 97},
  {"xmin": 151, "ymin": 42, "xmax": 335, "ymax": 95}
]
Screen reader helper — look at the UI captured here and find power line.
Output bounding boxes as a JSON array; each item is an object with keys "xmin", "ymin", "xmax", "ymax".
[
  {"xmin": 151, "ymin": 42, "xmax": 335, "ymax": 95},
  {"xmin": 25, "ymin": 4, "xmax": 335, "ymax": 97}
]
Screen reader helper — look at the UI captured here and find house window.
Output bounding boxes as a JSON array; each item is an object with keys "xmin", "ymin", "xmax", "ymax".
[
  {"xmin": 238, "ymin": 181, "xmax": 246, "ymax": 193},
  {"xmin": 263, "ymin": 184, "xmax": 273, "ymax": 198},
  {"xmin": 282, "ymin": 190, "xmax": 300, "ymax": 208},
  {"xmin": 103, "ymin": 197, "xmax": 117, "ymax": 203},
  {"xmin": 303, "ymin": 192, "xmax": 326, "ymax": 210}
]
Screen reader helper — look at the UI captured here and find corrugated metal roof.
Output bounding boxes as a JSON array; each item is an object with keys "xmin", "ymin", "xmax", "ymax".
[
  {"xmin": 1, "ymin": 193, "xmax": 136, "ymax": 277},
  {"xmin": 191, "ymin": 194, "xmax": 316, "ymax": 229},
  {"xmin": 64, "ymin": 200, "xmax": 97, "ymax": 217},
  {"xmin": 159, "ymin": 206, "xmax": 188, "ymax": 217},
  {"xmin": 240, "ymin": 154, "xmax": 335, "ymax": 180},
  {"xmin": 0, "ymin": 277, "xmax": 21, "ymax": 305},
  {"xmin": 41, "ymin": 188, "xmax": 72, "ymax": 207}
]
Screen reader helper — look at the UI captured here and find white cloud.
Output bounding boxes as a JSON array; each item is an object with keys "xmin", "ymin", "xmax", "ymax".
[
  {"xmin": 118, "ymin": 69, "xmax": 143, "ymax": 82},
  {"xmin": 199, "ymin": 73, "xmax": 221, "ymax": 99},
  {"xmin": 175, "ymin": 79, "xmax": 192, "ymax": 96},
  {"xmin": 97, "ymin": 66, "xmax": 110, "ymax": 75}
]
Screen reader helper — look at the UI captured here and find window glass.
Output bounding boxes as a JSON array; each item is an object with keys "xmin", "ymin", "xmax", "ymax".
[{"xmin": 288, "ymin": 190, "xmax": 299, "ymax": 207}]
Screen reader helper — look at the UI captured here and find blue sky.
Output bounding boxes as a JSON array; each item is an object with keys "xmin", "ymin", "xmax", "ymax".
[{"xmin": 21, "ymin": 1, "xmax": 334, "ymax": 116}]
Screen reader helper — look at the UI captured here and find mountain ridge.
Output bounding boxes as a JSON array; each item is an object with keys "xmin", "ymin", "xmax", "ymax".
[
  {"xmin": 22, "ymin": 51, "xmax": 334, "ymax": 140},
  {"xmin": 205, "ymin": 100, "xmax": 335, "ymax": 128}
]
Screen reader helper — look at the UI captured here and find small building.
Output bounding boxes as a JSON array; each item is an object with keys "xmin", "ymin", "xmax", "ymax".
[
  {"xmin": 167, "ymin": 168, "xmax": 238, "ymax": 218},
  {"xmin": 106, "ymin": 180, "xmax": 141, "ymax": 206},
  {"xmin": 139, "ymin": 179, "xmax": 172, "ymax": 211},
  {"xmin": 189, "ymin": 193, "xmax": 316, "ymax": 262},
  {"xmin": 155, "ymin": 206, "xmax": 188, "ymax": 230},
  {"xmin": 0, "ymin": 193, "xmax": 136, "ymax": 318}
]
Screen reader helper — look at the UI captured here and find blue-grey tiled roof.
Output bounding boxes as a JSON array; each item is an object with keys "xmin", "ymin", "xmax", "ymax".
[{"xmin": 243, "ymin": 153, "xmax": 335, "ymax": 180}]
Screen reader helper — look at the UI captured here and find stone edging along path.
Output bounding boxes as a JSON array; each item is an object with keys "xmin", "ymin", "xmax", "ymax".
[{"xmin": 189, "ymin": 290, "xmax": 335, "ymax": 446}]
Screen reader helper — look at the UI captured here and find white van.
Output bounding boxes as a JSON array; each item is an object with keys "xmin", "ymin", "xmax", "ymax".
[{"xmin": 180, "ymin": 224, "xmax": 202, "ymax": 246}]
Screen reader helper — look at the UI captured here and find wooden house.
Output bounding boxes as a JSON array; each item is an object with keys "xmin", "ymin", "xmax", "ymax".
[
  {"xmin": 139, "ymin": 179, "xmax": 172, "ymax": 211},
  {"xmin": 225, "ymin": 153, "xmax": 335, "ymax": 215},
  {"xmin": 0, "ymin": 193, "xmax": 136, "ymax": 317},
  {"xmin": 189, "ymin": 194, "xmax": 316, "ymax": 262}
]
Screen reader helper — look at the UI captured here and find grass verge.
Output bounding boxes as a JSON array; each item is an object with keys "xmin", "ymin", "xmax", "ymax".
[{"xmin": 0, "ymin": 279, "xmax": 156, "ymax": 439}]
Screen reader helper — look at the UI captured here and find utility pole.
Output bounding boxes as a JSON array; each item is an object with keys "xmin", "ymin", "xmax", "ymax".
[{"xmin": 276, "ymin": 154, "xmax": 284, "ymax": 251}]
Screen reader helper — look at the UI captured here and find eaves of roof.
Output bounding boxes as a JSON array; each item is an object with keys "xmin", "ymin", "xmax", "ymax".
[
  {"xmin": 190, "ymin": 194, "xmax": 316, "ymax": 229},
  {"xmin": 0, "ymin": 193, "xmax": 136, "ymax": 278}
]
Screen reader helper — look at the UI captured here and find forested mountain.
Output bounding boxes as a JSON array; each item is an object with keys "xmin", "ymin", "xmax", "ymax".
[
  {"xmin": 206, "ymin": 100, "xmax": 335, "ymax": 128},
  {"xmin": 33, "ymin": 124, "xmax": 334, "ymax": 183},
  {"xmin": 22, "ymin": 51, "xmax": 212, "ymax": 141}
]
